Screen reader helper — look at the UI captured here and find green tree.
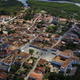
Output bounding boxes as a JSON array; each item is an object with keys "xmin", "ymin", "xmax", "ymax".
[
  {"xmin": 36, "ymin": 20, "xmax": 45, "ymax": 28},
  {"xmin": 24, "ymin": 8, "xmax": 34, "ymax": 20},
  {"xmin": 46, "ymin": 26, "xmax": 58, "ymax": 33},
  {"xmin": 29, "ymin": 49, "xmax": 34, "ymax": 55}
]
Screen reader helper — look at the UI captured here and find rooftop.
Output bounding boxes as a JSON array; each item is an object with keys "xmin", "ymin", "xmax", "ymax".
[
  {"xmin": 0, "ymin": 72, "xmax": 8, "ymax": 79},
  {"xmin": 29, "ymin": 72, "xmax": 43, "ymax": 80}
]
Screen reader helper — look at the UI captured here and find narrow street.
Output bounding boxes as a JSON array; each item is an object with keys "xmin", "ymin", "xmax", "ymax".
[
  {"xmin": 24, "ymin": 56, "xmax": 41, "ymax": 80},
  {"xmin": 51, "ymin": 36, "xmax": 63, "ymax": 48},
  {"xmin": 20, "ymin": 55, "xmax": 31, "ymax": 68}
]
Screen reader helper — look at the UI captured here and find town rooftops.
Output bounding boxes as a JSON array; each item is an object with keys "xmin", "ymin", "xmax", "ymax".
[
  {"xmin": 0, "ymin": 15, "xmax": 10, "ymax": 18},
  {"xmin": 18, "ymin": 52, "xmax": 29, "ymax": 59},
  {"xmin": 8, "ymin": 45, "xmax": 18, "ymax": 51},
  {"xmin": 38, "ymin": 59, "xmax": 47, "ymax": 65},
  {"xmin": 52, "ymin": 55, "xmax": 74, "ymax": 68},
  {"xmin": 52, "ymin": 50, "xmax": 76, "ymax": 64},
  {"xmin": 58, "ymin": 50, "xmax": 73, "ymax": 58}
]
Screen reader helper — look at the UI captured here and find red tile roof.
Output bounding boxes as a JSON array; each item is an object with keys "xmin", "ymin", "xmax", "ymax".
[
  {"xmin": 29, "ymin": 72, "xmax": 43, "ymax": 80},
  {"xmin": 0, "ymin": 73, "xmax": 8, "ymax": 79}
]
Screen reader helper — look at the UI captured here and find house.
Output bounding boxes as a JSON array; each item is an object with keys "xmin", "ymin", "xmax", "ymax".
[
  {"xmin": 35, "ymin": 67, "xmax": 45, "ymax": 74},
  {"xmin": 29, "ymin": 72, "xmax": 43, "ymax": 80},
  {"xmin": 50, "ymin": 50, "xmax": 79, "ymax": 74},
  {"xmin": 8, "ymin": 45, "xmax": 17, "ymax": 51},
  {"xmin": 0, "ymin": 15, "xmax": 11, "ymax": 24},
  {"xmin": 0, "ymin": 72, "xmax": 8, "ymax": 80},
  {"xmin": 50, "ymin": 56, "xmax": 72, "ymax": 73},
  {"xmin": 58, "ymin": 50, "xmax": 73, "ymax": 58},
  {"xmin": 59, "ymin": 18, "xmax": 67, "ymax": 22}
]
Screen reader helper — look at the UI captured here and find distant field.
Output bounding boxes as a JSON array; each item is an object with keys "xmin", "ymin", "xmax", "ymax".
[
  {"xmin": 66, "ymin": 0, "xmax": 80, "ymax": 3},
  {"xmin": 28, "ymin": 0, "xmax": 80, "ymax": 20},
  {"xmin": 0, "ymin": 0, "xmax": 23, "ymax": 15},
  {"xmin": 48, "ymin": 0, "xmax": 80, "ymax": 3}
]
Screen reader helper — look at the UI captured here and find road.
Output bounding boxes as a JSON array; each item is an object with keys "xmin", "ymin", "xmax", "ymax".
[
  {"xmin": 51, "ymin": 36, "xmax": 63, "ymax": 48},
  {"xmin": 31, "ymin": 14, "xmax": 41, "ymax": 28},
  {"xmin": 20, "ymin": 55, "xmax": 31, "ymax": 68},
  {"xmin": 0, "ymin": 55, "xmax": 11, "ymax": 62},
  {"xmin": 24, "ymin": 56, "xmax": 41, "ymax": 80},
  {"xmin": 19, "ymin": 14, "xmax": 41, "ymax": 51},
  {"xmin": 8, "ymin": 55, "xmax": 16, "ymax": 72},
  {"xmin": 4, "ymin": 17, "xmax": 17, "ymax": 24},
  {"xmin": 3, "ymin": 7, "xmax": 28, "ymax": 24},
  {"xmin": 51, "ymin": 23, "xmax": 78, "ymax": 48},
  {"xmin": 20, "ymin": 35, "xmax": 38, "ymax": 51},
  {"xmin": 62, "ymin": 23, "xmax": 78, "ymax": 40},
  {"xmin": 16, "ymin": 55, "xmax": 32, "ymax": 73}
]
